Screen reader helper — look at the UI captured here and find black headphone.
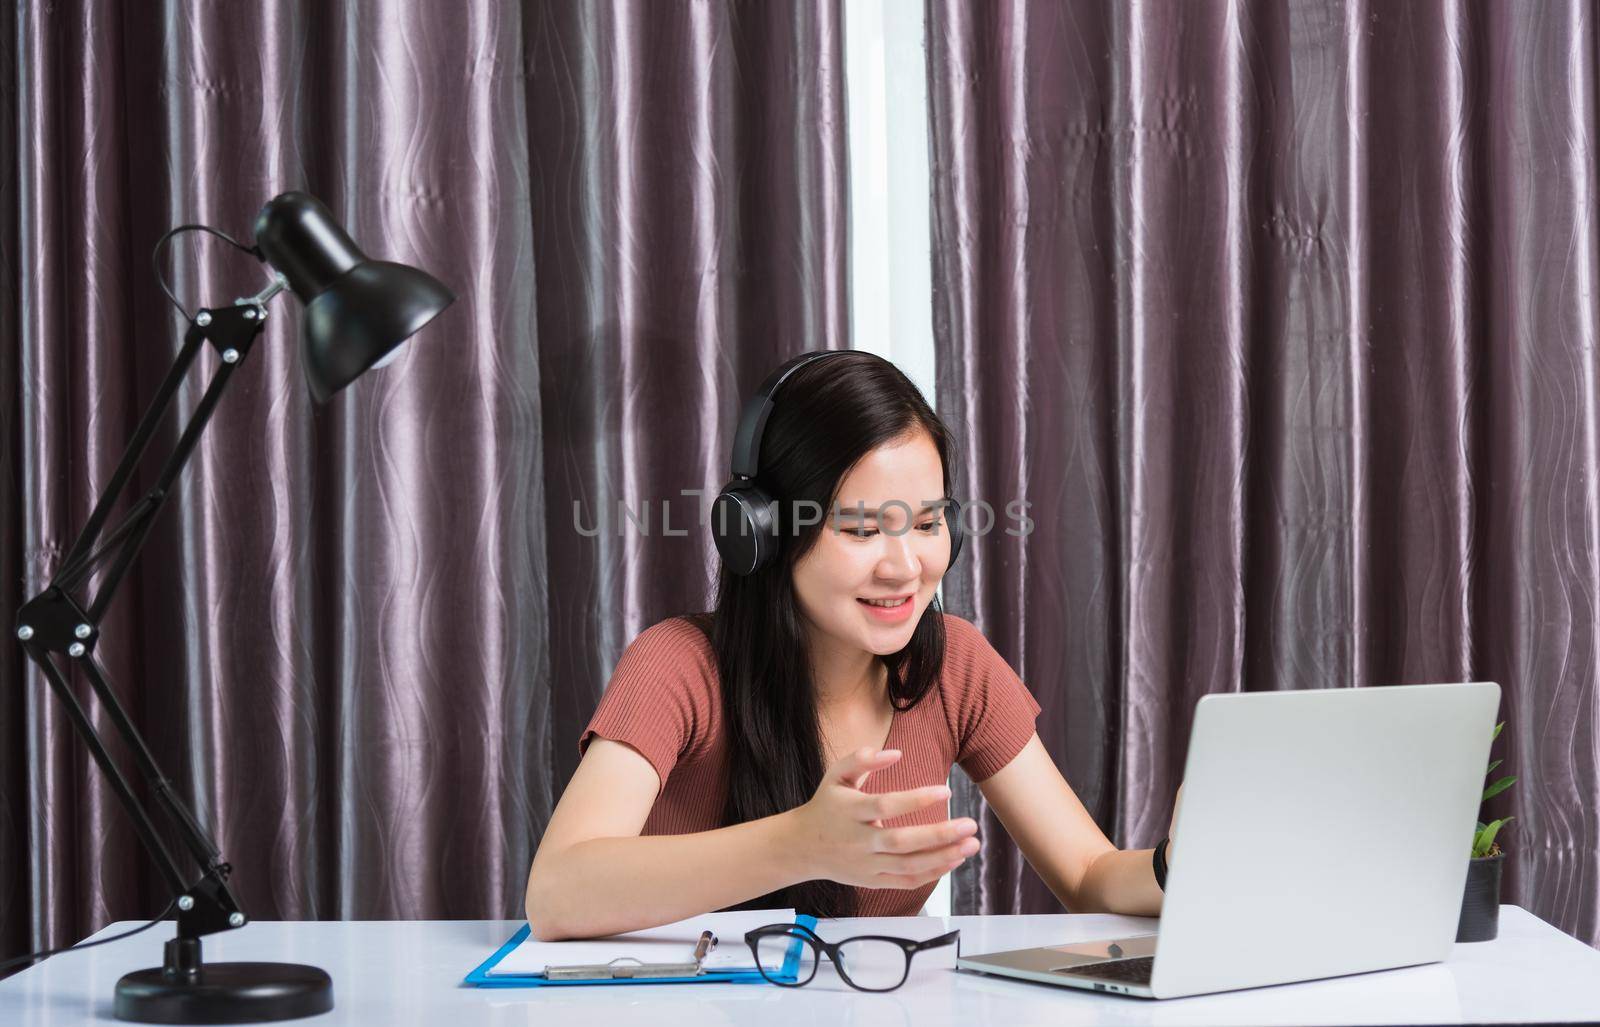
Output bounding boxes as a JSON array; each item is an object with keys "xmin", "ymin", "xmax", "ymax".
[{"xmin": 710, "ymin": 349, "xmax": 964, "ymax": 576}]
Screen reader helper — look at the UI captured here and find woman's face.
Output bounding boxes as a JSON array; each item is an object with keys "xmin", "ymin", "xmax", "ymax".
[{"xmin": 792, "ymin": 429, "xmax": 952, "ymax": 658}]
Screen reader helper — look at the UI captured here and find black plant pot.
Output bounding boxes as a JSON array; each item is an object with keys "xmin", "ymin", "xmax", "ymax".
[{"xmin": 1456, "ymin": 851, "xmax": 1504, "ymax": 942}]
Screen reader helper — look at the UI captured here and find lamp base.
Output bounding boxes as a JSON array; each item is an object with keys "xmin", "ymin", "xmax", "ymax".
[{"xmin": 114, "ymin": 961, "xmax": 333, "ymax": 1023}]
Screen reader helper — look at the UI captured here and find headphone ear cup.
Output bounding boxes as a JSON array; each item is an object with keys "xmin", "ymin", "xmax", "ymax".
[
  {"xmin": 712, "ymin": 483, "xmax": 779, "ymax": 576},
  {"xmin": 944, "ymin": 498, "xmax": 964, "ymax": 566}
]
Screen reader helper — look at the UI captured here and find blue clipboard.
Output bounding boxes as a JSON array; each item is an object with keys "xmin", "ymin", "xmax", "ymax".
[{"xmin": 464, "ymin": 914, "xmax": 819, "ymax": 987}]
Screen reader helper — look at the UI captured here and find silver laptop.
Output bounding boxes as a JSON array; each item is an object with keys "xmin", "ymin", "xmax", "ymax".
[{"xmin": 955, "ymin": 681, "xmax": 1501, "ymax": 999}]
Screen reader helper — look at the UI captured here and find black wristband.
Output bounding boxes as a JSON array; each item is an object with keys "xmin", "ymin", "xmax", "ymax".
[{"xmin": 1153, "ymin": 837, "xmax": 1170, "ymax": 891}]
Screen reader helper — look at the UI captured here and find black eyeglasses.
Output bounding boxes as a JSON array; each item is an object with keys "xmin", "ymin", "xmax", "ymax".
[{"xmin": 744, "ymin": 922, "xmax": 960, "ymax": 992}]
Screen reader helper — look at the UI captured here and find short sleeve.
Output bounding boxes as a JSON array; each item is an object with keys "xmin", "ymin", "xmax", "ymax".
[
  {"xmin": 578, "ymin": 618, "xmax": 718, "ymax": 790},
  {"xmin": 943, "ymin": 615, "xmax": 1043, "ymax": 782}
]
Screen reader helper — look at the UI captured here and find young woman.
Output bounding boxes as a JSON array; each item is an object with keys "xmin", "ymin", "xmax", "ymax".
[{"xmin": 524, "ymin": 351, "xmax": 1182, "ymax": 941}]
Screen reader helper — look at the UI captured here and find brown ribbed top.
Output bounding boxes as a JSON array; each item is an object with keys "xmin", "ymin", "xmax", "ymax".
[{"xmin": 578, "ymin": 613, "xmax": 1042, "ymax": 917}]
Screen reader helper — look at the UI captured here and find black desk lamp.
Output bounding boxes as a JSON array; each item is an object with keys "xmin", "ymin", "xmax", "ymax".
[{"xmin": 12, "ymin": 192, "xmax": 453, "ymax": 1022}]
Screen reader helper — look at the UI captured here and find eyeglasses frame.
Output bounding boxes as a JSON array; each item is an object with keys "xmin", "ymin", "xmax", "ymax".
[{"xmin": 743, "ymin": 922, "xmax": 961, "ymax": 992}]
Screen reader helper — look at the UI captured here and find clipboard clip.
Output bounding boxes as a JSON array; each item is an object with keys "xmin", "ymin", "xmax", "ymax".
[{"xmin": 544, "ymin": 929, "xmax": 718, "ymax": 980}]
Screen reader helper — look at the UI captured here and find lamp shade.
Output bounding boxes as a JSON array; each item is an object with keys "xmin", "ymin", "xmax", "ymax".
[{"xmin": 254, "ymin": 192, "xmax": 454, "ymax": 403}]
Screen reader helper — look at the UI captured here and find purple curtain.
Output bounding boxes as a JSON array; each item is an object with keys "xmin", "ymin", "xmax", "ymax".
[
  {"xmin": 929, "ymin": 0, "xmax": 1600, "ymax": 948},
  {"xmin": 529, "ymin": 1, "xmax": 849, "ymax": 791},
  {"xmin": 0, "ymin": 0, "xmax": 845, "ymax": 965}
]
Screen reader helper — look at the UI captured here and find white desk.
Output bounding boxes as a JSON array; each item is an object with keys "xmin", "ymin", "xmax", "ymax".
[{"xmin": 2, "ymin": 906, "xmax": 1595, "ymax": 1025}]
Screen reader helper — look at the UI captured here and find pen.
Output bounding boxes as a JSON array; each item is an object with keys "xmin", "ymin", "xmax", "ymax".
[
  {"xmin": 693, "ymin": 930, "xmax": 717, "ymax": 965},
  {"xmin": 542, "ymin": 928, "xmax": 722, "ymax": 980}
]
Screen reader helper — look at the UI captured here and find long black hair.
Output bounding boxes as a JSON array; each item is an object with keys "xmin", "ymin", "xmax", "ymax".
[{"xmin": 688, "ymin": 351, "xmax": 958, "ymax": 919}]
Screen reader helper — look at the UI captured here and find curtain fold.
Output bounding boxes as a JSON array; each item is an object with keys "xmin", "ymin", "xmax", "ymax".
[
  {"xmin": 0, "ymin": 0, "xmax": 846, "ymax": 965},
  {"xmin": 929, "ymin": 0, "xmax": 1599, "ymax": 948},
  {"xmin": 526, "ymin": 0, "xmax": 849, "ymax": 792}
]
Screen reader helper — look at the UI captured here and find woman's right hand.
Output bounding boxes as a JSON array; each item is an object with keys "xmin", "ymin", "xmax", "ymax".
[{"xmin": 785, "ymin": 747, "xmax": 981, "ymax": 890}]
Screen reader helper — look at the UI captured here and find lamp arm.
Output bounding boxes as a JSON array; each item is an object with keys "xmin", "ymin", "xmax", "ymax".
[
  {"xmin": 14, "ymin": 300, "xmax": 275, "ymax": 942},
  {"xmin": 53, "ymin": 328, "xmax": 208, "ymax": 585},
  {"xmin": 84, "ymin": 308, "xmax": 266, "ymax": 621},
  {"xmin": 18, "ymin": 641, "xmax": 191, "ymax": 896}
]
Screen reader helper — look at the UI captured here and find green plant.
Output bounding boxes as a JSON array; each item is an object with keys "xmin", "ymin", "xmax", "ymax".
[{"xmin": 1473, "ymin": 721, "xmax": 1516, "ymax": 859}]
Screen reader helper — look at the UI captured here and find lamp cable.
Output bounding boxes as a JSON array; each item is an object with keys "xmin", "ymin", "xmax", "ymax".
[
  {"xmin": 151, "ymin": 224, "xmax": 263, "ymax": 320},
  {"xmin": 0, "ymin": 897, "xmax": 178, "ymax": 978}
]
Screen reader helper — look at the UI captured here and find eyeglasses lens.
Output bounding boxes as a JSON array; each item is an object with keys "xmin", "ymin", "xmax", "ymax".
[
  {"xmin": 754, "ymin": 930, "xmax": 818, "ymax": 985},
  {"xmin": 834, "ymin": 939, "xmax": 910, "ymax": 990}
]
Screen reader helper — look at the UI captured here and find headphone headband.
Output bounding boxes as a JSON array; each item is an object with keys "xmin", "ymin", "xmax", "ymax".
[{"xmin": 728, "ymin": 349, "xmax": 850, "ymax": 481}]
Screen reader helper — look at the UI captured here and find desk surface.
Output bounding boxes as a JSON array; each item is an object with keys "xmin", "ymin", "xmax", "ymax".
[{"xmin": 2, "ymin": 906, "xmax": 1595, "ymax": 1026}]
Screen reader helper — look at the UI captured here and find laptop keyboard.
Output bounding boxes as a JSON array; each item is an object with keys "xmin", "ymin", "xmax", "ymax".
[{"xmin": 1057, "ymin": 956, "xmax": 1154, "ymax": 984}]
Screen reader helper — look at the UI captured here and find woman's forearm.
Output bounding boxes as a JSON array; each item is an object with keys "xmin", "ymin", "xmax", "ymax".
[
  {"xmin": 1075, "ymin": 847, "xmax": 1164, "ymax": 917},
  {"xmin": 525, "ymin": 809, "xmax": 807, "ymax": 940}
]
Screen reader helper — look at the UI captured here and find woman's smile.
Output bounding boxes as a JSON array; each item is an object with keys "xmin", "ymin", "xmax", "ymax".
[{"xmin": 857, "ymin": 592, "xmax": 918, "ymax": 623}]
